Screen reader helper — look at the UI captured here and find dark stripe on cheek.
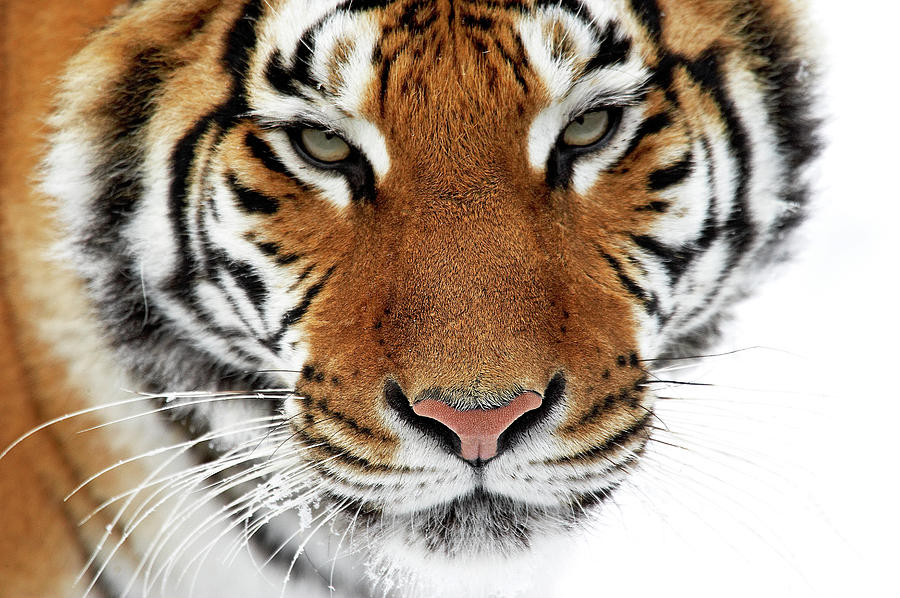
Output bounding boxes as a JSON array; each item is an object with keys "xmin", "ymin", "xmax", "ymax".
[
  {"xmin": 281, "ymin": 265, "xmax": 336, "ymax": 327},
  {"xmin": 257, "ymin": 241, "xmax": 280, "ymax": 255},
  {"xmin": 611, "ymin": 112, "xmax": 670, "ymax": 171},
  {"xmin": 168, "ymin": 119, "xmax": 213, "ymax": 291},
  {"xmin": 226, "ymin": 172, "xmax": 280, "ymax": 214},
  {"xmin": 647, "ymin": 153, "xmax": 694, "ymax": 190},
  {"xmin": 166, "ymin": 0, "xmax": 264, "ymax": 293},
  {"xmin": 244, "ymin": 131, "xmax": 296, "ymax": 180},
  {"xmin": 598, "ymin": 249, "xmax": 659, "ymax": 314},
  {"xmin": 225, "ymin": 260, "xmax": 269, "ymax": 310},
  {"xmin": 684, "ymin": 51, "xmax": 755, "ymax": 264},
  {"xmin": 256, "ymin": 239, "xmax": 302, "ymax": 266},
  {"xmin": 631, "ymin": 234, "xmax": 692, "ymax": 281}
]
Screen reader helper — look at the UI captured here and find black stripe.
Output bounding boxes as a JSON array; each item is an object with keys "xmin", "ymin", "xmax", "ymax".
[
  {"xmin": 281, "ymin": 265, "xmax": 336, "ymax": 328},
  {"xmin": 226, "ymin": 172, "xmax": 279, "ymax": 214},
  {"xmin": 684, "ymin": 51, "xmax": 754, "ymax": 266},
  {"xmin": 611, "ymin": 112, "xmax": 670, "ymax": 170},
  {"xmin": 89, "ymin": 48, "xmax": 173, "ymax": 259},
  {"xmin": 554, "ymin": 412, "xmax": 651, "ymax": 465},
  {"xmin": 166, "ymin": 0, "xmax": 264, "ymax": 293},
  {"xmin": 491, "ymin": 36, "xmax": 529, "ymax": 94},
  {"xmin": 397, "ymin": 0, "xmax": 438, "ymax": 32},
  {"xmin": 167, "ymin": 118, "xmax": 216, "ymax": 292},
  {"xmin": 306, "ymin": 394, "xmax": 391, "ymax": 442},
  {"xmin": 291, "ymin": 27, "xmax": 319, "ymax": 90},
  {"xmin": 257, "ymin": 241, "xmax": 280, "ymax": 255},
  {"xmin": 634, "ymin": 200, "xmax": 668, "ymax": 213},
  {"xmin": 263, "ymin": 50, "xmax": 296, "ymax": 96},
  {"xmin": 289, "ymin": 264, "xmax": 316, "ymax": 291},
  {"xmin": 298, "ymin": 430, "xmax": 399, "ymax": 475},
  {"xmin": 377, "ymin": 47, "xmax": 397, "ymax": 115},
  {"xmin": 648, "ymin": 153, "xmax": 694, "ymax": 190},
  {"xmin": 736, "ymin": 5, "xmax": 821, "ymax": 176},
  {"xmin": 584, "ymin": 24, "xmax": 632, "ymax": 71},
  {"xmin": 223, "ymin": 260, "xmax": 268, "ymax": 311},
  {"xmin": 631, "ymin": 235, "xmax": 693, "ymax": 281},
  {"xmin": 598, "ymin": 249, "xmax": 659, "ymax": 314},
  {"xmin": 197, "ymin": 206, "xmax": 262, "ymax": 333},
  {"xmin": 629, "ymin": 0, "xmax": 662, "ymax": 41},
  {"xmin": 533, "ymin": 0, "xmax": 585, "ymax": 15},
  {"xmin": 461, "ymin": 14, "xmax": 494, "ymax": 31}
]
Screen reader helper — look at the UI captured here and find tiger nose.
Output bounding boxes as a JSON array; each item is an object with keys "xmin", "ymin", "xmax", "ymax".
[{"xmin": 411, "ymin": 392, "xmax": 542, "ymax": 462}]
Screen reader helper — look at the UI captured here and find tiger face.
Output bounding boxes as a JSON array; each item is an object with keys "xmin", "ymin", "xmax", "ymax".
[{"xmin": 45, "ymin": 0, "xmax": 817, "ymax": 583}]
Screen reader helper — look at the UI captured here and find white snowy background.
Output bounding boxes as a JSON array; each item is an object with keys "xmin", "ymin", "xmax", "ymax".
[{"xmin": 548, "ymin": 2, "xmax": 900, "ymax": 596}]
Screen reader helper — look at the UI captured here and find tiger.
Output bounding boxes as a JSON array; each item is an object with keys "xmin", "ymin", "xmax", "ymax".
[{"xmin": 0, "ymin": 0, "xmax": 820, "ymax": 596}]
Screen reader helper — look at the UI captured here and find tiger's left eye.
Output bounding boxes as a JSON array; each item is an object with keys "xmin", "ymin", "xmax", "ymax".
[
  {"xmin": 562, "ymin": 109, "xmax": 613, "ymax": 147},
  {"xmin": 297, "ymin": 127, "xmax": 352, "ymax": 163}
]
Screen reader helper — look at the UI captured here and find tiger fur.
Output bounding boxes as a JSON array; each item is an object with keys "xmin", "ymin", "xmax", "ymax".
[{"xmin": 0, "ymin": 0, "xmax": 819, "ymax": 596}]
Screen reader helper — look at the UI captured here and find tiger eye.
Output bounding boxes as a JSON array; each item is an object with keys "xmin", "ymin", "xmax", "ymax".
[
  {"xmin": 562, "ymin": 109, "xmax": 612, "ymax": 147},
  {"xmin": 299, "ymin": 127, "xmax": 351, "ymax": 163}
]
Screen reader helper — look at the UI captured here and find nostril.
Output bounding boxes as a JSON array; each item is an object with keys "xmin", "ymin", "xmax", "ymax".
[
  {"xmin": 385, "ymin": 380, "xmax": 462, "ymax": 456},
  {"xmin": 384, "ymin": 377, "xmax": 563, "ymax": 464},
  {"xmin": 412, "ymin": 392, "xmax": 542, "ymax": 462}
]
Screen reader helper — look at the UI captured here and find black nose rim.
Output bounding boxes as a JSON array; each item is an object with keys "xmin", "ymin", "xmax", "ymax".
[
  {"xmin": 496, "ymin": 372, "xmax": 565, "ymax": 456},
  {"xmin": 384, "ymin": 380, "xmax": 462, "ymax": 456},
  {"xmin": 383, "ymin": 374, "xmax": 565, "ymax": 463}
]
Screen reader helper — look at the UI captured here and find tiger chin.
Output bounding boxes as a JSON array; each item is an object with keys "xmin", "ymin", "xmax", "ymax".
[{"xmin": 0, "ymin": 0, "xmax": 819, "ymax": 596}]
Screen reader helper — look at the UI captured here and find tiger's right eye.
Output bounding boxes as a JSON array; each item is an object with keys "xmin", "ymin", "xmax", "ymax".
[
  {"xmin": 296, "ymin": 127, "xmax": 351, "ymax": 163},
  {"xmin": 562, "ymin": 109, "xmax": 614, "ymax": 148}
]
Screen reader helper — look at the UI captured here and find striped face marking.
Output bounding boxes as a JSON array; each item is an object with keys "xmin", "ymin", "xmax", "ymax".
[{"xmin": 45, "ymin": 0, "xmax": 820, "ymax": 575}]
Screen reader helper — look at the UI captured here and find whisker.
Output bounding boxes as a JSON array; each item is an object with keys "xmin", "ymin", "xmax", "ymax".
[
  {"xmin": 329, "ymin": 496, "xmax": 369, "ymax": 592},
  {"xmin": 67, "ymin": 417, "xmax": 283, "ymax": 502},
  {"xmin": 80, "ymin": 420, "xmax": 290, "ymax": 597},
  {"xmin": 638, "ymin": 346, "xmax": 796, "ymax": 363},
  {"xmin": 640, "ymin": 379, "xmax": 714, "ymax": 387},
  {"xmin": 143, "ymin": 455, "xmax": 298, "ymax": 596},
  {"xmin": 279, "ymin": 499, "xmax": 352, "ymax": 598},
  {"xmin": 76, "ymin": 394, "xmax": 292, "ymax": 434},
  {"xmin": 1, "ymin": 389, "xmax": 294, "ymax": 460}
]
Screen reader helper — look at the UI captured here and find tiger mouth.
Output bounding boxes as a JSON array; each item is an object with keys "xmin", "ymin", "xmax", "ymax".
[
  {"xmin": 352, "ymin": 485, "xmax": 622, "ymax": 557},
  {"xmin": 308, "ymin": 416, "xmax": 650, "ymax": 557},
  {"xmin": 287, "ymin": 372, "xmax": 653, "ymax": 518}
]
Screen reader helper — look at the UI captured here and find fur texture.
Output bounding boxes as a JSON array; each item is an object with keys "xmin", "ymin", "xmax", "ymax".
[{"xmin": 0, "ymin": 0, "xmax": 819, "ymax": 596}]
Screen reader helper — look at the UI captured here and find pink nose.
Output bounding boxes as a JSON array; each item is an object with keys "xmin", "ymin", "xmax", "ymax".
[{"xmin": 411, "ymin": 391, "xmax": 542, "ymax": 461}]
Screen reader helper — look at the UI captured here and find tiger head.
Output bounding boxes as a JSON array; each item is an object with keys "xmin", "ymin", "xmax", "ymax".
[{"xmin": 45, "ymin": 0, "xmax": 817, "ymax": 578}]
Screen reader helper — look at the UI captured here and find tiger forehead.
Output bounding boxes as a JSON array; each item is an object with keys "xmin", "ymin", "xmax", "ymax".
[
  {"xmin": 259, "ymin": 1, "xmax": 633, "ymax": 117},
  {"xmin": 371, "ymin": 4, "xmax": 539, "ymax": 130}
]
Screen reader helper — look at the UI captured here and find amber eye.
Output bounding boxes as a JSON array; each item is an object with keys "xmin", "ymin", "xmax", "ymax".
[
  {"xmin": 562, "ymin": 109, "xmax": 614, "ymax": 147},
  {"xmin": 297, "ymin": 127, "xmax": 351, "ymax": 163}
]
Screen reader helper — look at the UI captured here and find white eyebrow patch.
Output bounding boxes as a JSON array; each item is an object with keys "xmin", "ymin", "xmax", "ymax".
[
  {"xmin": 244, "ymin": 4, "xmax": 391, "ymax": 205},
  {"xmin": 258, "ymin": 0, "xmax": 347, "ymax": 61},
  {"xmin": 517, "ymin": 5, "xmax": 650, "ymax": 174}
]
